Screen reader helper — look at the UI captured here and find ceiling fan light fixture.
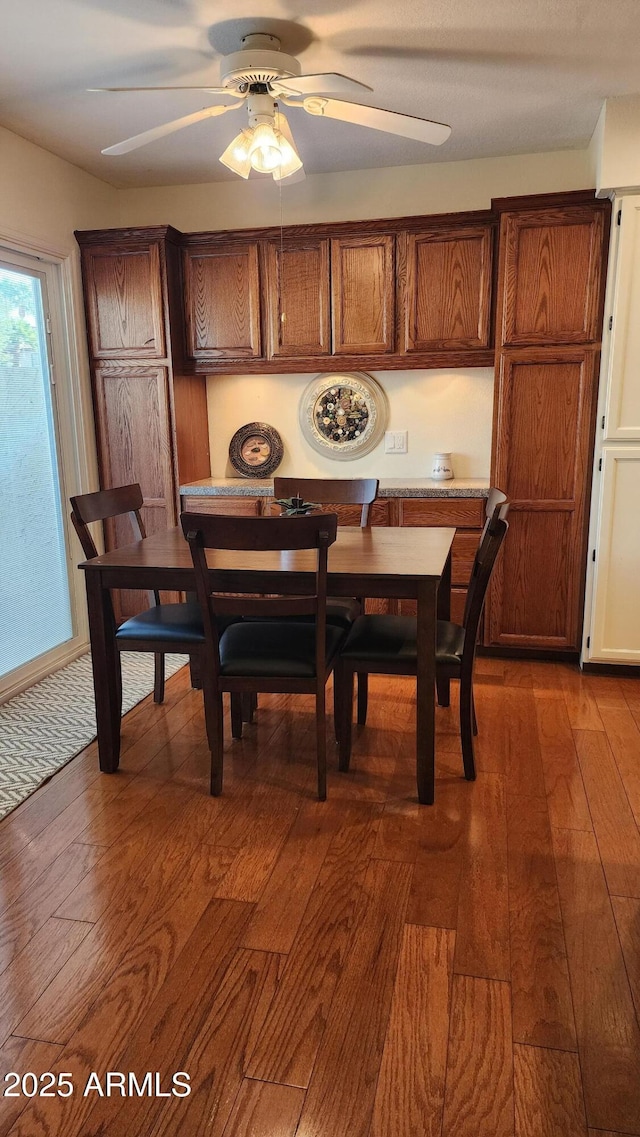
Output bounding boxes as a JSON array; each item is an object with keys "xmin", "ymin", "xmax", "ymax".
[
  {"xmin": 218, "ymin": 129, "xmax": 253, "ymax": 178},
  {"xmin": 248, "ymin": 122, "xmax": 282, "ymax": 172},
  {"xmin": 219, "ymin": 112, "xmax": 303, "ymax": 181},
  {"xmin": 271, "ymin": 111, "xmax": 303, "ymax": 180}
]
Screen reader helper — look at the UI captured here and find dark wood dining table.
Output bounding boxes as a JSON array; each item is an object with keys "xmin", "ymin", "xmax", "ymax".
[{"xmin": 80, "ymin": 524, "xmax": 455, "ymax": 804}]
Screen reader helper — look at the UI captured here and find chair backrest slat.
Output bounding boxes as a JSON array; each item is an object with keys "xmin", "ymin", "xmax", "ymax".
[{"xmin": 273, "ymin": 477, "xmax": 379, "ymax": 527}]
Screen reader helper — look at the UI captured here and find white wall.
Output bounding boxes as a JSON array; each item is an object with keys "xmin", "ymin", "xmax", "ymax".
[
  {"xmin": 0, "ymin": 125, "xmax": 119, "ymax": 492},
  {"xmin": 0, "ymin": 125, "xmax": 118, "ymax": 250},
  {"xmin": 207, "ymin": 369, "xmax": 494, "ymax": 479},
  {"xmin": 118, "ymin": 147, "xmax": 593, "ymax": 232}
]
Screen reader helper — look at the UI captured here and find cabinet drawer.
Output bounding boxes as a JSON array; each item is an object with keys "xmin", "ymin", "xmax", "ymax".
[
  {"xmin": 181, "ymin": 495, "xmax": 263, "ymax": 516},
  {"xmin": 269, "ymin": 500, "xmax": 392, "ymax": 526},
  {"xmin": 399, "ymin": 498, "xmax": 485, "ymax": 528}
]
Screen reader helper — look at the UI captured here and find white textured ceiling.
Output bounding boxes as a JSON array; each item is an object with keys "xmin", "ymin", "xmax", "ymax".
[{"xmin": 1, "ymin": 0, "xmax": 639, "ymax": 188}]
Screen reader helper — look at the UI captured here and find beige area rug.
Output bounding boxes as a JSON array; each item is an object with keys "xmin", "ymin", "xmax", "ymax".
[{"xmin": 0, "ymin": 652, "xmax": 188, "ymax": 821}]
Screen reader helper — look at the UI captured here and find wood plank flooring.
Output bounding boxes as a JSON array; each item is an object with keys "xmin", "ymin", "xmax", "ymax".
[{"xmin": 0, "ymin": 660, "xmax": 639, "ymax": 1136}]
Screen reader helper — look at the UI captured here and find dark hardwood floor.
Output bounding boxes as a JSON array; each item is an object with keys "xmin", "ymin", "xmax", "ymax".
[{"xmin": 0, "ymin": 659, "xmax": 639, "ymax": 1136}]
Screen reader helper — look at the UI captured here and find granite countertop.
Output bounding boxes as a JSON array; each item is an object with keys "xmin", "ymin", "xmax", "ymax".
[{"xmin": 180, "ymin": 477, "xmax": 490, "ymax": 499}]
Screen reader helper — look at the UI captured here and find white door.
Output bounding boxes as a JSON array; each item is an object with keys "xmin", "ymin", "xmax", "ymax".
[
  {"xmin": 0, "ymin": 252, "xmax": 83, "ymax": 697},
  {"xmin": 588, "ymin": 445, "xmax": 640, "ymax": 663}
]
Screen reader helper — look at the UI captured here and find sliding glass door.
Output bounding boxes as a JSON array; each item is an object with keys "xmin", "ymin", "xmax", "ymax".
[{"xmin": 0, "ymin": 254, "xmax": 75, "ymax": 688}]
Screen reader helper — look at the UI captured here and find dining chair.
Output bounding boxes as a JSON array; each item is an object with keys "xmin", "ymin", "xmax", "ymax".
[
  {"xmin": 335, "ymin": 502, "xmax": 509, "ymax": 782},
  {"xmin": 181, "ymin": 510, "xmax": 343, "ymax": 801},
  {"xmin": 70, "ymin": 483, "xmax": 206, "ymax": 704},
  {"xmin": 273, "ymin": 476, "xmax": 379, "ymax": 723},
  {"xmin": 437, "ymin": 485, "xmax": 508, "ymax": 710}
]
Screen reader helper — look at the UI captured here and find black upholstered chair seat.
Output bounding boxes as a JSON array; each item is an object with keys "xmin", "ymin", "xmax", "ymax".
[
  {"xmin": 326, "ymin": 596, "xmax": 362, "ymax": 628},
  {"xmin": 340, "ymin": 615, "xmax": 466, "ymax": 668},
  {"xmin": 219, "ymin": 621, "xmax": 344, "ymax": 678},
  {"xmin": 116, "ymin": 601, "xmax": 205, "ymax": 646}
]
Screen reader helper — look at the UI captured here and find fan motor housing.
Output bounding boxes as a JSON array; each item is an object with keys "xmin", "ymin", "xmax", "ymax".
[{"xmin": 220, "ymin": 36, "xmax": 301, "ymax": 91}]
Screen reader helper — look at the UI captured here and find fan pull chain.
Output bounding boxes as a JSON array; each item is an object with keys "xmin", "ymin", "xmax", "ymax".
[{"xmin": 279, "ymin": 174, "xmax": 286, "ymax": 327}]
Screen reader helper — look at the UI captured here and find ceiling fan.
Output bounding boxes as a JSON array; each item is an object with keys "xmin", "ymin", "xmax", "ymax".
[{"xmin": 93, "ymin": 31, "xmax": 451, "ymax": 181}]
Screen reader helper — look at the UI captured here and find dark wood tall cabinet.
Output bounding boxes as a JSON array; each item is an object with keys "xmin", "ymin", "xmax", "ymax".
[
  {"xmin": 76, "ymin": 226, "xmax": 211, "ymax": 619},
  {"xmin": 486, "ymin": 195, "xmax": 610, "ymax": 651}
]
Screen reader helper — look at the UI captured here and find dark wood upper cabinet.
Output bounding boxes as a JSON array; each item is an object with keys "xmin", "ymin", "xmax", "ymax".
[
  {"xmin": 398, "ymin": 226, "xmax": 493, "ymax": 352},
  {"xmin": 263, "ymin": 237, "xmax": 330, "ymax": 358},
  {"xmin": 183, "ymin": 242, "xmax": 262, "ymax": 360},
  {"xmin": 331, "ymin": 234, "xmax": 395, "ymax": 354},
  {"xmin": 499, "ymin": 206, "xmax": 606, "ymax": 346},
  {"xmin": 82, "ymin": 243, "xmax": 166, "ymax": 359}
]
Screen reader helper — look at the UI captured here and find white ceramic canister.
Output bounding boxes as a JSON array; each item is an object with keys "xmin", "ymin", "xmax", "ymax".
[{"xmin": 431, "ymin": 452, "xmax": 454, "ymax": 480}]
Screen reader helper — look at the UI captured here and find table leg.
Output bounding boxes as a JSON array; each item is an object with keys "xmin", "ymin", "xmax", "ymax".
[
  {"xmin": 437, "ymin": 548, "xmax": 452, "ymax": 621},
  {"xmin": 85, "ymin": 572, "xmax": 122, "ymax": 773},
  {"xmin": 416, "ymin": 578, "xmax": 438, "ymax": 804}
]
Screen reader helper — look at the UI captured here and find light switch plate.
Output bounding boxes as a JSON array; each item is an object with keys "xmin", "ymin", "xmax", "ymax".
[{"xmin": 385, "ymin": 430, "xmax": 408, "ymax": 453}]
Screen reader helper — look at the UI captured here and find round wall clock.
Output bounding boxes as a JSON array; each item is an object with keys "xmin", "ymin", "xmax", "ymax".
[
  {"xmin": 228, "ymin": 422, "xmax": 284, "ymax": 478},
  {"xmin": 299, "ymin": 373, "xmax": 389, "ymax": 461}
]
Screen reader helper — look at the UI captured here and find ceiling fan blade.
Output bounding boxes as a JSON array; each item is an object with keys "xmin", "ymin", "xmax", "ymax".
[
  {"xmin": 89, "ymin": 85, "xmax": 239, "ymax": 94},
  {"xmin": 302, "ymin": 98, "xmax": 451, "ymax": 145},
  {"xmin": 101, "ymin": 102, "xmax": 242, "ymax": 155},
  {"xmin": 271, "ymin": 73, "xmax": 373, "ymax": 98}
]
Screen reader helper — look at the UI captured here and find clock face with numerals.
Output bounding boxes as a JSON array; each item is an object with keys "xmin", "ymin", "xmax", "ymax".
[{"xmin": 228, "ymin": 422, "xmax": 283, "ymax": 478}]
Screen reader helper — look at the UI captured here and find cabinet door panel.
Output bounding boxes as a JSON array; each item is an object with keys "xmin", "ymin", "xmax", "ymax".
[
  {"xmin": 604, "ymin": 196, "xmax": 640, "ymax": 440},
  {"xmin": 84, "ymin": 244, "xmax": 165, "ymax": 359},
  {"xmin": 489, "ymin": 510, "xmax": 574, "ymax": 644},
  {"xmin": 588, "ymin": 447, "xmax": 640, "ymax": 662},
  {"xmin": 400, "ymin": 589, "xmax": 468, "ymax": 623},
  {"xmin": 500, "ymin": 207, "xmax": 605, "ymax": 345},
  {"xmin": 264, "ymin": 239, "xmax": 330, "ymax": 357},
  {"xmin": 399, "ymin": 227, "xmax": 493, "ymax": 352},
  {"xmin": 487, "ymin": 351, "xmax": 599, "ymax": 650},
  {"xmin": 94, "ymin": 365, "xmax": 177, "ymax": 619},
  {"xmin": 184, "ymin": 244, "xmax": 261, "ymax": 359},
  {"xmin": 500, "ymin": 359, "xmax": 584, "ymax": 500},
  {"xmin": 331, "ymin": 235, "xmax": 394, "ymax": 354}
]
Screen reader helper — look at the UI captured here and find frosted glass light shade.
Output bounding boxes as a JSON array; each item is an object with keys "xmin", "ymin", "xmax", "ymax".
[
  {"xmin": 272, "ymin": 112, "xmax": 303, "ymax": 180},
  {"xmin": 248, "ymin": 123, "xmax": 282, "ymax": 172},
  {"xmin": 218, "ymin": 130, "xmax": 253, "ymax": 178},
  {"xmin": 218, "ymin": 113, "xmax": 303, "ymax": 181}
]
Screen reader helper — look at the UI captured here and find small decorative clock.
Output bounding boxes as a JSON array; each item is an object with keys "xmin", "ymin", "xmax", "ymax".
[
  {"xmin": 228, "ymin": 422, "xmax": 284, "ymax": 479},
  {"xmin": 299, "ymin": 373, "xmax": 388, "ymax": 460}
]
